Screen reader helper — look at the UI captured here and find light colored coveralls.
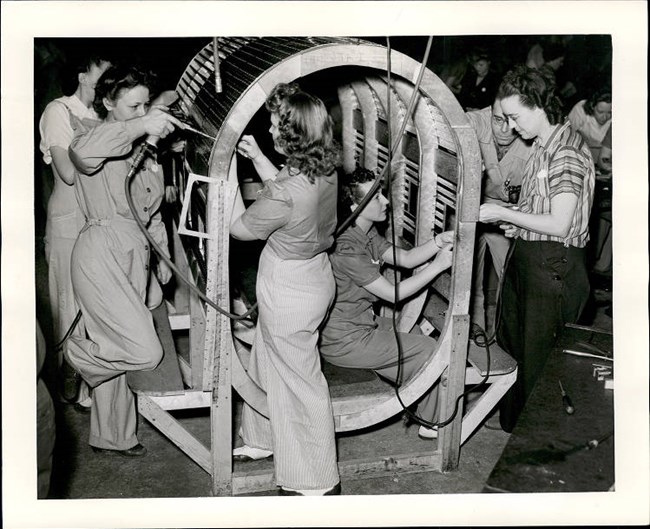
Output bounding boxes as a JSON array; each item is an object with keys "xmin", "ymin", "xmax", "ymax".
[
  {"xmin": 66, "ymin": 118, "xmax": 168, "ymax": 450},
  {"xmin": 39, "ymin": 95, "xmax": 98, "ymax": 401},
  {"xmin": 466, "ymin": 106, "xmax": 532, "ymax": 330},
  {"xmin": 239, "ymin": 167, "xmax": 340, "ymax": 491},
  {"xmin": 320, "ymin": 225, "xmax": 439, "ymax": 422}
]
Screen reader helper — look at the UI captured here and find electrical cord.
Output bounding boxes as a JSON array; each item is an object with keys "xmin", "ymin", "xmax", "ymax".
[
  {"xmin": 124, "ymin": 143, "xmax": 256, "ymax": 322},
  {"xmin": 375, "ymin": 36, "xmax": 492, "ymax": 430}
]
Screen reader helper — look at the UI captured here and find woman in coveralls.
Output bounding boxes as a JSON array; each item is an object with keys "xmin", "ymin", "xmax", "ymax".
[
  {"xmin": 229, "ymin": 83, "xmax": 341, "ymax": 496},
  {"xmin": 320, "ymin": 167, "xmax": 454, "ymax": 440},
  {"xmin": 479, "ymin": 65, "xmax": 595, "ymax": 432},
  {"xmin": 65, "ymin": 65, "xmax": 183, "ymax": 457}
]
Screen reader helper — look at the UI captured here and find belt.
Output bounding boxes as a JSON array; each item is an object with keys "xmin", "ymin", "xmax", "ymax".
[{"xmin": 81, "ymin": 217, "xmax": 139, "ymax": 233}]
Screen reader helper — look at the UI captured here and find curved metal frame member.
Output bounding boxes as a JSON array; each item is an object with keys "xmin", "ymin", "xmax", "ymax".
[{"xmin": 175, "ymin": 38, "xmax": 481, "ymax": 435}]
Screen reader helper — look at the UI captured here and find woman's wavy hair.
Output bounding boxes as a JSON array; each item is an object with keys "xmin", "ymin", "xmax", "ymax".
[
  {"xmin": 496, "ymin": 64, "xmax": 564, "ymax": 125},
  {"xmin": 265, "ymin": 83, "xmax": 341, "ymax": 183},
  {"xmin": 93, "ymin": 64, "xmax": 158, "ymax": 119},
  {"xmin": 584, "ymin": 87, "xmax": 612, "ymax": 116},
  {"xmin": 338, "ymin": 166, "xmax": 379, "ymax": 227}
]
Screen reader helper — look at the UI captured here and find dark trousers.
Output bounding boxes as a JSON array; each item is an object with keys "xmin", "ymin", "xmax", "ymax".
[{"xmin": 496, "ymin": 239, "xmax": 590, "ymax": 432}]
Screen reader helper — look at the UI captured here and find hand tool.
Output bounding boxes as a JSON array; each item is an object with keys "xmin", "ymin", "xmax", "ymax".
[
  {"xmin": 181, "ymin": 123, "xmax": 217, "ymax": 141},
  {"xmin": 558, "ymin": 380, "xmax": 575, "ymax": 415}
]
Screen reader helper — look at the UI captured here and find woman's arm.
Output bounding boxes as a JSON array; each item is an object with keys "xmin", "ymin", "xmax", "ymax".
[
  {"xmin": 382, "ymin": 231, "xmax": 454, "ymax": 269},
  {"xmin": 237, "ymin": 135, "xmax": 279, "ymax": 182},
  {"xmin": 69, "ymin": 108, "xmax": 182, "ymax": 175},
  {"xmin": 479, "ymin": 192, "xmax": 579, "ymax": 238},
  {"xmin": 230, "ymin": 215, "xmax": 259, "ymax": 241},
  {"xmin": 50, "ymin": 146, "xmax": 77, "ymax": 185},
  {"xmin": 365, "ymin": 245, "xmax": 453, "ymax": 303}
]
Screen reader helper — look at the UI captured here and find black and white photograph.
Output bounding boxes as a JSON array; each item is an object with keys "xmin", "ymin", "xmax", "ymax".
[{"xmin": 2, "ymin": 1, "xmax": 648, "ymax": 527}]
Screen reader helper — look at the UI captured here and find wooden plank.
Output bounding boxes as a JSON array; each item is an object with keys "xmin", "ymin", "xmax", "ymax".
[
  {"xmin": 171, "ymin": 220, "xmax": 191, "ymax": 317},
  {"xmin": 168, "ymin": 314, "xmax": 191, "ymax": 331},
  {"xmin": 467, "ymin": 340, "xmax": 517, "ymax": 376},
  {"xmin": 126, "ymin": 301, "xmax": 184, "ymax": 393},
  {"xmin": 439, "ymin": 314, "xmax": 470, "ymax": 471},
  {"xmin": 188, "ymin": 284, "xmax": 205, "ymax": 390},
  {"xmin": 231, "ymin": 451, "xmax": 444, "ymax": 495},
  {"xmin": 137, "ymin": 394, "xmax": 212, "ymax": 473},
  {"xmin": 210, "ymin": 178, "xmax": 236, "ymax": 496},
  {"xmin": 142, "ymin": 391, "xmax": 210, "ymax": 410},
  {"xmin": 461, "ymin": 370, "xmax": 516, "ymax": 445}
]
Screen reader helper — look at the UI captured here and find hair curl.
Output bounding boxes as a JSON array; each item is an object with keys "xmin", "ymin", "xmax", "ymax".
[
  {"xmin": 496, "ymin": 64, "xmax": 564, "ymax": 125},
  {"xmin": 93, "ymin": 64, "xmax": 158, "ymax": 119},
  {"xmin": 265, "ymin": 83, "xmax": 341, "ymax": 183},
  {"xmin": 338, "ymin": 166, "xmax": 379, "ymax": 227},
  {"xmin": 584, "ymin": 87, "xmax": 612, "ymax": 116}
]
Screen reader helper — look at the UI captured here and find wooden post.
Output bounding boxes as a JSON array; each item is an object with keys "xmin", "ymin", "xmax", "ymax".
[{"xmin": 207, "ymin": 179, "xmax": 236, "ymax": 495}]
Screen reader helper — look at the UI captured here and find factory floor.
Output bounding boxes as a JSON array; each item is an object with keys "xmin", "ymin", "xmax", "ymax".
[{"xmin": 35, "ymin": 236, "xmax": 613, "ymax": 499}]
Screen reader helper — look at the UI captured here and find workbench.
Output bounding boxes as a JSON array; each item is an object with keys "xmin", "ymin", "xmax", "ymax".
[{"xmin": 484, "ymin": 325, "xmax": 614, "ymax": 493}]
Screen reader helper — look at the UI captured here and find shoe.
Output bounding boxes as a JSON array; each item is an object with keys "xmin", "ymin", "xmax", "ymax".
[
  {"xmin": 278, "ymin": 482, "xmax": 341, "ymax": 496},
  {"xmin": 91, "ymin": 443, "xmax": 147, "ymax": 458},
  {"xmin": 60, "ymin": 358, "xmax": 81, "ymax": 403},
  {"xmin": 418, "ymin": 425, "xmax": 439, "ymax": 439},
  {"xmin": 73, "ymin": 402, "xmax": 91, "ymax": 414},
  {"xmin": 232, "ymin": 445, "xmax": 273, "ymax": 462}
]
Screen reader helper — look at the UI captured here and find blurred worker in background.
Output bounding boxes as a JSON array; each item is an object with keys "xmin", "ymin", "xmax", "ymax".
[
  {"xmin": 466, "ymin": 96, "xmax": 532, "ymax": 336},
  {"xmin": 39, "ymin": 52, "xmax": 112, "ymax": 410}
]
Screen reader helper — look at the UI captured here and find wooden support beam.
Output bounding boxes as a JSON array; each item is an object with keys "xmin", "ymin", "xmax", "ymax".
[{"xmin": 137, "ymin": 394, "xmax": 212, "ymax": 473}]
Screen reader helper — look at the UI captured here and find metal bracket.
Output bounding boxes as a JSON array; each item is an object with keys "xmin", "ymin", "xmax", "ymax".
[{"xmin": 178, "ymin": 173, "xmax": 220, "ymax": 239}]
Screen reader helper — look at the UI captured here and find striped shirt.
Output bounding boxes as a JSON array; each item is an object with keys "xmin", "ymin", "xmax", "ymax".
[{"xmin": 515, "ymin": 121, "xmax": 595, "ymax": 248}]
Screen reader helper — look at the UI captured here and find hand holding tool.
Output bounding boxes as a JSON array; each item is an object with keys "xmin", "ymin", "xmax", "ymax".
[{"xmin": 558, "ymin": 380, "xmax": 575, "ymax": 415}]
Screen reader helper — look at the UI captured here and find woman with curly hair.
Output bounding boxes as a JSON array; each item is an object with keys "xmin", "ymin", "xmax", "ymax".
[
  {"xmin": 230, "ymin": 83, "xmax": 341, "ymax": 495},
  {"xmin": 479, "ymin": 65, "xmax": 595, "ymax": 432}
]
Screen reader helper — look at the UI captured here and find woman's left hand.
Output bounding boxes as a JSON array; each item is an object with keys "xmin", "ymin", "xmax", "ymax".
[
  {"xmin": 156, "ymin": 260, "xmax": 172, "ymax": 285},
  {"xmin": 479, "ymin": 203, "xmax": 507, "ymax": 223},
  {"xmin": 435, "ymin": 230, "xmax": 454, "ymax": 247}
]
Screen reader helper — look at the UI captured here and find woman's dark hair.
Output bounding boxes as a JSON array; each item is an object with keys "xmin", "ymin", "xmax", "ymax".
[
  {"xmin": 93, "ymin": 64, "xmax": 158, "ymax": 119},
  {"xmin": 496, "ymin": 64, "xmax": 564, "ymax": 125},
  {"xmin": 470, "ymin": 47, "xmax": 490, "ymax": 64},
  {"xmin": 62, "ymin": 53, "xmax": 112, "ymax": 96},
  {"xmin": 265, "ymin": 82, "xmax": 341, "ymax": 183},
  {"xmin": 338, "ymin": 166, "xmax": 379, "ymax": 227},
  {"xmin": 584, "ymin": 87, "xmax": 612, "ymax": 116}
]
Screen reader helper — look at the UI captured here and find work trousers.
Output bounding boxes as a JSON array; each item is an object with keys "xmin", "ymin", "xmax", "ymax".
[
  {"xmin": 496, "ymin": 239, "xmax": 589, "ymax": 432},
  {"xmin": 241, "ymin": 249, "xmax": 339, "ymax": 490},
  {"xmin": 470, "ymin": 229, "xmax": 510, "ymax": 331},
  {"xmin": 321, "ymin": 317, "xmax": 440, "ymax": 422},
  {"xmin": 45, "ymin": 233, "xmax": 92, "ymax": 403},
  {"xmin": 67, "ymin": 222, "xmax": 162, "ymax": 450}
]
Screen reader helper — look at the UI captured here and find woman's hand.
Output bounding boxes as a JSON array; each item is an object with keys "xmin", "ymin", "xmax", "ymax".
[
  {"xmin": 479, "ymin": 202, "xmax": 508, "ymax": 224},
  {"xmin": 156, "ymin": 260, "xmax": 172, "ymax": 285},
  {"xmin": 432, "ymin": 242, "xmax": 454, "ymax": 272},
  {"xmin": 237, "ymin": 135, "xmax": 262, "ymax": 160},
  {"xmin": 435, "ymin": 230, "xmax": 454, "ymax": 248},
  {"xmin": 165, "ymin": 185, "xmax": 178, "ymax": 204},
  {"xmin": 499, "ymin": 223, "xmax": 518, "ymax": 238},
  {"xmin": 141, "ymin": 107, "xmax": 183, "ymax": 140},
  {"xmin": 168, "ymin": 139, "xmax": 186, "ymax": 153}
]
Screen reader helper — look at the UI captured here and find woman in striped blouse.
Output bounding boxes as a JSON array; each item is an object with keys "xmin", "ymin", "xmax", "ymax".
[{"xmin": 479, "ymin": 65, "xmax": 595, "ymax": 433}]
